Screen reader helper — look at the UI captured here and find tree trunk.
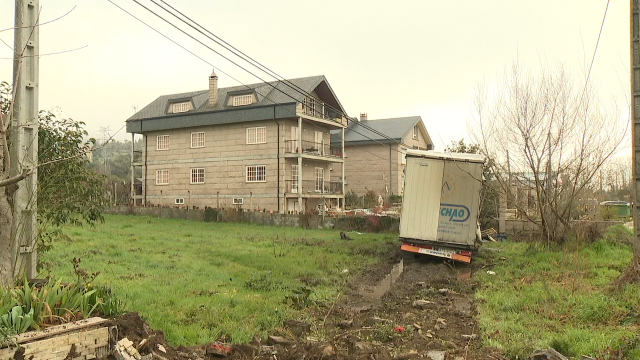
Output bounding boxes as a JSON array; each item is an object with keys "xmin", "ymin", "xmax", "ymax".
[{"xmin": 0, "ymin": 188, "xmax": 12, "ymax": 288}]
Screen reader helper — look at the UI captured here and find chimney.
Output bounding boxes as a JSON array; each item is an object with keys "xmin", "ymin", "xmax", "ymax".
[
  {"xmin": 209, "ymin": 68, "xmax": 218, "ymax": 106},
  {"xmin": 359, "ymin": 112, "xmax": 367, "ymax": 121}
]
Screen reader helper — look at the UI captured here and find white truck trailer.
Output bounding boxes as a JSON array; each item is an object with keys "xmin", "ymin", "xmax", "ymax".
[{"xmin": 400, "ymin": 150, "xmax": 485, "ymax": 263}]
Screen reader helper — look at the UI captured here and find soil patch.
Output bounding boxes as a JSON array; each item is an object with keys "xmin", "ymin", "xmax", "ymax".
[{"xmin": 107, "ymin": 251, "xmax": 504, "ymax": 360}]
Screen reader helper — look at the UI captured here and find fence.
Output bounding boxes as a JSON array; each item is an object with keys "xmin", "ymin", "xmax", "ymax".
[{"xmin": 104, "ymin": 206, "xmax": 400, "ymax": 232}]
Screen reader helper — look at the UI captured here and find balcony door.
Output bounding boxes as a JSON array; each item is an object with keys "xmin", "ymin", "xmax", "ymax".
[
  {"xmin": 291, "ymin": 164, "xmax": 299, "ymax": 193},
  {"xmin": 315, "ymin": 167, "xmax": 324, "ymax": 193}
]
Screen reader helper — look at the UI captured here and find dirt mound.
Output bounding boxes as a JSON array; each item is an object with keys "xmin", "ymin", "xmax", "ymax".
[{"xmin": 110, "ymin": 312, "xmax": 182, "ymax": 359}]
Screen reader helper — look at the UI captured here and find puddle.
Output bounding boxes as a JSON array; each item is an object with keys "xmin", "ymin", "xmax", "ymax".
[{"xmin": 358, "ymin": 259, "xmax": 404, "ymax": 300}]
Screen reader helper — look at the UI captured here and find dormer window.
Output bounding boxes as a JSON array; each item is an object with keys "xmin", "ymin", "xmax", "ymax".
[
  {"xmin": 232, "ymin": 94, "xmax": 254, "ymax": 106},
  {"xmin": 172, "ymin": 102, "xmax": 190, "ymax": 113}
]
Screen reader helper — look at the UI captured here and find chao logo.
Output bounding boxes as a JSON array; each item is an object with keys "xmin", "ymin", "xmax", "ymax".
[{"xmin": 440, "ymin": 204, "xmax": 470, "ymax": 222}]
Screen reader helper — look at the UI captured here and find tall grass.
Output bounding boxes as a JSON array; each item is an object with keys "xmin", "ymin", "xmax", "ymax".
[
  {"xmin": 476, "ymin": 225, "xmax": 640, "ymax": 358},
  {"xmin": 42, "ymin": 214, "xmax": 396, "ymax": 346}
]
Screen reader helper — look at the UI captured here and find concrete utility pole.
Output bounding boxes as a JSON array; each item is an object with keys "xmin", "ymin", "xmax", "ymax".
[
  {"xmin": 632, "ymin": 0, "xmax": 640, "ymax": 251},
  {"xmin": 11, "ymin": 0, "xmax": 39, "ymax": 279}
]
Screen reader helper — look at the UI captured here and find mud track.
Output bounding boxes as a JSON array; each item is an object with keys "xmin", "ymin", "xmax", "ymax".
[{"xmin": 110, "ymin": 250, "xmax": 505, "ymax": 360}]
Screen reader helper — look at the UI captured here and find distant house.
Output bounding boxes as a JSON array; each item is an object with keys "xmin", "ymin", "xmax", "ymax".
[
  {"xmin": 330, "ymin": 114, "xmax": 433, "ymax": 200},
  {"xmin": 126, "ymin": 70, "xmax": 348, "ymax": 214}
]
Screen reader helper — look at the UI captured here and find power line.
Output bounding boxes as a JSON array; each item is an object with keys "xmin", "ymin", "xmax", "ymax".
[
  {"xmin": 105, "ymin": 0, "xmax": 247, "ymax": 91},
  {"xmin": 147, "ymin": 0, "xmax": 413, "ymax": 150},
  {"xmin": 111, "ymin": 0, "xmax": 413, "ymax": 158},
  {"xmin": 578, "ymin": 0, "xmax": 610, "ymax": 106}
]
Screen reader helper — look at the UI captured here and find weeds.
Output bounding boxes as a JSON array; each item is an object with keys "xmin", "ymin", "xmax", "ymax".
[
  {"xmin": 476, "ymin": 225, "xmax": 640, "ymax": 358},
  {"xmin": 42, "ymin": 214, "xmax": 394, "ymax": 346},
  {"xmin": 0, "ymin": 258, "xmax": 124, "ymax": 337}
]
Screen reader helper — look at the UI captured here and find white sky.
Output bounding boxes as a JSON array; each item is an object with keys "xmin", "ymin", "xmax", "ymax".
[{"xmin": 0, "ymin": 1, "xmax": 631, "ymax": 149}]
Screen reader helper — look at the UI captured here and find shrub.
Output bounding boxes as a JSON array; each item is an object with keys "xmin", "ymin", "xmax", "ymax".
[{"xmin": 345, "ymin": 190, "xmax": 359, "ymax": 209}]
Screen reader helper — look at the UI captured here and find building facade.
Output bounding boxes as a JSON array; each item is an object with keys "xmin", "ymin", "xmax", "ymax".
[
  {"xmin": 331, "ymin": 115, "xmax": 433, "ymax": 200},
  {"xmin": 127, "ymin": 72, "xmax": 347, "ymax": 214}
]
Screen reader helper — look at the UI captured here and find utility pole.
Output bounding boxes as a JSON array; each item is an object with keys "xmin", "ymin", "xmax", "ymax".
[
  {"xmin": 11, "ymin": 0, "xmax": 39, "ymax": 279},
  {"xmin": 631, "ymin": 0, "xmax": 640, "ymax": 252}
]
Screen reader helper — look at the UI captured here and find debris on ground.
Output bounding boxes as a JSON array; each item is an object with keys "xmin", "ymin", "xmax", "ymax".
[
  {"xmin": 108, "ymin": 252, "xmax": 505, "ymax": 359},
  {"xmin": 114, "ymin": 337, "xmax": 152, "ymax": 360},
  {"xmin": 426, "ymin": 350, "xmax": 446, "ymax": 360},
  {"xmin": 530, "ymin": 348, "xmax": 570, "ymax": 360},
  {"xmin": 283, "ymin": 319, "xmax": 311, "ymax": 337},
  {"xmin": 206, "ymin": 342, "xmax": 232, "ymax": 357}
]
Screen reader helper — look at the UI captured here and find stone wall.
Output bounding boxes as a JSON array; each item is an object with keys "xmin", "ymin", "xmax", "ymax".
[{"xmin": 104, "ymin": 206, "xmax": 401, "ymax": 233}]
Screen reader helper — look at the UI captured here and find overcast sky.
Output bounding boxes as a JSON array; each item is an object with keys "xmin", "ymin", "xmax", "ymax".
[{"xmin": 0, "ymin": 1, "xmax": 630, "ymax": 149}]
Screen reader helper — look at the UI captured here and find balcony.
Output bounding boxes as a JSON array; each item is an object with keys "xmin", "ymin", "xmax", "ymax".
[
  {"xmin": 284, "ymin": 180, "xmax": 343, "ymax": 196},
  {"xmin": 284, "ymin": 140, "xmax": 342, "ymax": 159},
  {"xmin": 296, "ymin": 101, "xmax": 346, "ymax": 127}
]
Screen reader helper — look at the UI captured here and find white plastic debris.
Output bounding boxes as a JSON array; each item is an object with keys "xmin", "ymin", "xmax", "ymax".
[{"xmin": 486, "ymin": 270, "xmax": 496, "ymax": 275}]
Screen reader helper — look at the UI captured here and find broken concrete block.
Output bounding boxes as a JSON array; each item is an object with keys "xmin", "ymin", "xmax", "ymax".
[
  {"xmin": 412, "ymin": 300, "xmax": 436, "ymax": 309},
  {"xmin": 367, "ymin": 316, "xmax": 391, "ymax": 325},
  {"xmin": 267, "ymin": 335, "xmax": 294, "ymax": 346},
  {"xmin": 530, "ymin": 348, "xmax": 570, "ymax": 360},
  {"xmin": 426, "ymin": 350, "xmax": 446, "ymax": 360}
]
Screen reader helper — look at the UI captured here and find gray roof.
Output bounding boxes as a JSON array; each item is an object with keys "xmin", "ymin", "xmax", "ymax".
[
  {"xmin": 331, "ymin": 116, "xmax": 430, "ymax": 145},
  {"xmin": 126, "ymin": 75, "xmax": 346, "ymax": 133}
]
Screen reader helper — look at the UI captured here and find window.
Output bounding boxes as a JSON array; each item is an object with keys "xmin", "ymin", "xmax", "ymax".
[
  {"xmin": 191, "ymin": 132, "xmax": 205, "ymax": 148},
  {"xmin": 233, "ymin": 198, "xmax": 244, "ymax": 205},
  {"xmin": 233, "ymin": 94, "xmax": 253, "ymax": 106},
  {"xmin": 291, "ymin": 164, "xmax": 299, "ymax": 193},
  {"xmin": 246, "ymin": 165, "xmax": 266, "ymax": 182},
  {"xmin": 315, "ymin": 167, "xmax": 324, "ymax": 192},
  {"xmin": 246, "ymin": 127, "xmax": 266, "ymax": 144},
  {"xmin": 413, "ymin": 125, "xmax": 418, "ymax": 139},
  {"xmin": 157, "ymin": 135, "xmax": 169, "ymax": 150},
  {"xmin": 172, "ymin": 102, "xmax": 190, "ymax": 113},
  {"xmin": 190, "ymin": 168, "xmax": 205, "ymax": 184},
  {"xmin": 401, "ymin": 149, "xmax": 407, "ymax": 165},
  {"xmin": 175, "ymin": 198, "xmax": 184, "ymax": 205},
  {"xmin": 156, "ymin": 169, "xmax": 169, "ymax": 185}
]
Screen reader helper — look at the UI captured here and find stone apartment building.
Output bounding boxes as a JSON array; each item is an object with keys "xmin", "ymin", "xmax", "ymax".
[
  {"xmin": 126, "ymin": 71, "xmax": 348, "ymax": 214},
  {"xmin": 330, "ymin": 114, "xmax": 433, "ymax": 201}
]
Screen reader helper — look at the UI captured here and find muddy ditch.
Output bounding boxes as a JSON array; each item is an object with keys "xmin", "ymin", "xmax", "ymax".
[{"xmin": 104, "ymin": 250, "xmax": 504, "ymax": 360}]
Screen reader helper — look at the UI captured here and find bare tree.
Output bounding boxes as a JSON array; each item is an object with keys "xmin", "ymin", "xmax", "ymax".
[{"xmin": 469, "ymin": 63, "xmax": 628, "ymax": 243}]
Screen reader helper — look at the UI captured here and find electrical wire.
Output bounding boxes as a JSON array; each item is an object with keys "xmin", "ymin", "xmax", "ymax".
[
  {"xmin": 578, "ymin": 0, "xmax": 610, "ymax": 106},
  {"xmin": 146, "ymin": 0, "xmax": 416, "ymax": 150},
  {"xmin": 110, "ymin": 0, "xmax": 418, "ymax": 159}
]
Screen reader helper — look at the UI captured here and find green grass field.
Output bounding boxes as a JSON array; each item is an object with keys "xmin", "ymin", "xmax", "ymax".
[
  {"xmin": 41, "ymin": 214, "xmax": 397, "ymax": 346},
  {"xmin": 475, "ymin": 225, "xmax": 640, "ymax": 358}
]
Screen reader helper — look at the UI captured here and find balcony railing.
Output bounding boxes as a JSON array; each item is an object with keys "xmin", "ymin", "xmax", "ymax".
[
  {"xmin": 284, "ymin": 180, "xmax": 343, "ymax": 195},
  {"xmin": 284, "ymin": 140, "xmax": 342, "ymax": 158}
]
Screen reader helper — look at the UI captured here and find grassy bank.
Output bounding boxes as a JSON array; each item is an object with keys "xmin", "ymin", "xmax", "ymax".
[
  {"xmin": 41, "ymin": 214, "xmax": 396, "ymax": 346},
  {"xmin": 476, "ymin": 225, "xmax": 640, "ymax": 358}
]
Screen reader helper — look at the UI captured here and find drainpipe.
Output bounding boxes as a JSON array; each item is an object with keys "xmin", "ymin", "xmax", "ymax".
[
  {"xmin": 144, "ymin": 134, "xmax": 148, "ymax": 206},
  {"xmin": 341, "ymin": 127, "xmax": 345, "ymax": 209},
  {"xmin": 297, "ymin": 116, "xmax": 303, "ymax": 213},
  {"xmin": 275, "ymin": 105, "xmax": 280, "ymax": 214},
  {"xmin": 130, "ymin": 132, "xmax": 135, "ymax": 206},
  {"xmin": 390, "ymin": 145, "xmax": 393, "ymax": 200}
]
